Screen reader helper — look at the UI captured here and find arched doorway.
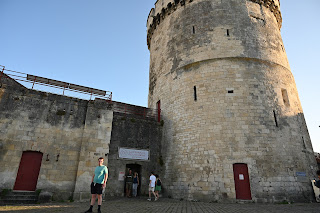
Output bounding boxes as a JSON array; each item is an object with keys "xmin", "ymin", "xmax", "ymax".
[{"xmin": 14, "ymin": 151, "xmax": 43, "ymax": 191}]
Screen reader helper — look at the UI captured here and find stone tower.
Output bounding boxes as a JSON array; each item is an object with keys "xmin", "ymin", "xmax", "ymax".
[{"xmin": 147, "ymin": 0, "xmax": 317, "ymax": 202}]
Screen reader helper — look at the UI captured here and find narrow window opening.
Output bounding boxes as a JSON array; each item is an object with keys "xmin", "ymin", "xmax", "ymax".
[
  {"xmin": 302, "ymin": 136, "xmax": 306, "ymax": 149},
  {"xmin": 228, "ymin": 90, "xmax": 234, "ymax": 94},
  {"xmin": 273, "ymin": 110, "xmax": 278, "ymax": 127},
  {"xmin": 194, "ymin": 86, "xmax": 197, "ymax": 101},
  {"xmin": 227, "ymin": 29, "xmax": 230, "ymax": 37},
  {"xmin": 157, "ymin": 100, "xmax": 161, "ymax": 122},
  {"xmin": 193, "ymin": 26, "xmax": 195, "ymax": 34},
  {"xmin": 281, "ymin": 88, "xmax": 290, "ymax": 107}
]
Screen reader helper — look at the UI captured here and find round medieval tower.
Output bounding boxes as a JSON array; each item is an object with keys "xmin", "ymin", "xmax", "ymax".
[{"xmin": 147, "ymin": 0, "xmax": 317, "ymax": 202}]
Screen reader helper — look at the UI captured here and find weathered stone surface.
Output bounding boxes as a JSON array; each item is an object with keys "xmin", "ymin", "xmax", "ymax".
[
  {"xmin": 38, "ymin": 191, "xmax": 53, "ymax": 203},
  {"xmin": 147, "ymin": 0, "xmax": 318, "ymax": 202},
  {"xmin": 0, "ymin": 79, "xmax": 113, "ymax": 201},
  {"xmin": 0, "ymin": 78, "xmax": 162, "ymax": 201},
  {"xmin": 106, "ymin": 112, "xmax": 163, "ymax": 197}
]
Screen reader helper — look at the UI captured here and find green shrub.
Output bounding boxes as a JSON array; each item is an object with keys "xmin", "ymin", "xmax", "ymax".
[
  {"xmin": 35, "ymin": 189, "xmax": 42, "ymax": 196},
  {"xmin": 0, "ymin": 189, "xmax": 11, "ymax": 199}
]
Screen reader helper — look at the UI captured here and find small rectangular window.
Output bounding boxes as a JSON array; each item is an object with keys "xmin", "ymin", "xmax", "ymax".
[
  {"xmin": 227, "ymin": 29, "xmax": 230, "ymax": 37},
  {"xmin": 273, "ymin": 110, "xmax": 278, "ymax": 127},
  {"xmin": 302, "ymin": 136, "xmax": 306, "ymax": 149},
  {"xmin": 194, "ymin": 86, "xmax": 197, "ymax": 101},
  {"xmin": 193, "ymin": 26, "xmax": 195, "ymax": 34},
  {"xmin": 157, "ymin": 100, "xmax": 161, "ymax": 122},
  {"xmin": 228, "ymin": 90, "xmax": 234, "ymax": 94}
]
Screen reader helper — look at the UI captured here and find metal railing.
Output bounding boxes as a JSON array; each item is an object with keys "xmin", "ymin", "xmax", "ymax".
[
  {"xmin": 0, "ymin": 65, "xmax": 161, "ymax": 121},
  {"xmin": 0, "ymin": 65, "xmax": 112, "ymax": 101}
]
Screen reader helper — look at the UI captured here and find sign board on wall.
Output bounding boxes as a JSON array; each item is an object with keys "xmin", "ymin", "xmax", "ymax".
[
  {"xmin": 118, "ymin": 171, "xmax": 125, "ymax": 181},
  {"xmin": 118, "ymin": 147, "xmax": 149, "ymax": 161},
  {"xmin": 296, "ymin": 171, "xmax": 307, "ymax": 182},
  {"xmin": 239, "ymin": 174, "xmax": 244, "ymax": 180}
]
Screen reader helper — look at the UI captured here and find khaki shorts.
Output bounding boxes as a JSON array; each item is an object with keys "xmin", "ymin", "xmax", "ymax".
[
  {"xmin": 126, "ymin": 182, "xmax": 133, "ymax": 190},
  {"xmin": 149, "ymin": 186, "xmax": 155, "ymax": 192}
]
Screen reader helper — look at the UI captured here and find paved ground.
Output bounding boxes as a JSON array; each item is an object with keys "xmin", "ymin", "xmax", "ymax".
[{"xmin": 0, "ymin": 197, "xmax": 319, "ymax": 213}]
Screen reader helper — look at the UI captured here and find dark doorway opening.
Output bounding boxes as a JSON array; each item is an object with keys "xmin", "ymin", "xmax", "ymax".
[
  {"xmin": 14, "ymin": 151, "xmax": 43, "ymax": 191},
  {"xmin": 124, "ymin": 164, "xmax": 141, "ymax": 197}
]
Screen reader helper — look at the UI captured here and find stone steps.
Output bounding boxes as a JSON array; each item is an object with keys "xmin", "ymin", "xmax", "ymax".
[{"xmin": 0, "ymin": 191, "xmax": 38, "ymax": 204}]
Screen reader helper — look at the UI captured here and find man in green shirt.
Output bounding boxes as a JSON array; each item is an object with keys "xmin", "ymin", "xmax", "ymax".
[{"xmin": 85, "ymin": 157, "xmax": 108, "ymax": 213}]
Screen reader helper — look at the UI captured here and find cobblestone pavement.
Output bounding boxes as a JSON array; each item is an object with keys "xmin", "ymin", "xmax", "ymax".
[{"xmin": 0, "ymin": 197, "xmax": 319, "ymax": 213}]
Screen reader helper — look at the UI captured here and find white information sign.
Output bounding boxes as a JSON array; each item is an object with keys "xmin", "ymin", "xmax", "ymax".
[
  {"xmin": 239, "ymin": 174, "xmax": 244, "ymax": 180},
  {"xmin": 118, "ymin": 147, "xmax": 149, "ymax": 161},
  {"xmin": 118, "ymin": 171, "xmax": 125, "ymax": 181}
]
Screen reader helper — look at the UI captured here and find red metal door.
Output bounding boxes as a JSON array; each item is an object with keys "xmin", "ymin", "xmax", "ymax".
[
  {"xmin": 14, "ymin": 151, "xmax": 43, "ymax": 191},
  {"xmin": 233, "ymin": 163, "xmax": 252, "ymax": 200}
]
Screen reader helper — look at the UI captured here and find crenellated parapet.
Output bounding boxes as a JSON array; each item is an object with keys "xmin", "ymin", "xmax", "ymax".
[{"xmin": 147, "ymin": 0, "xmax": 282, "ymax": 49}]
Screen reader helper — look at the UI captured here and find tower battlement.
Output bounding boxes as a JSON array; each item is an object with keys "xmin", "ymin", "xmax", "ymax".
[{"xmin": 147, "ymin": 0, "xmax": 282, "ymax": 49}]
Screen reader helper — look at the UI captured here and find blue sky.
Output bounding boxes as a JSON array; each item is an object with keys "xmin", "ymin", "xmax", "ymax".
[{"xmin": 0, "ymin": 0, "xmax": 319, "ymax": 153}]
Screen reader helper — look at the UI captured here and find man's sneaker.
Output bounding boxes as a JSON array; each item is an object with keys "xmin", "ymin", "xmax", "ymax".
[
  {"xmin": 97, "ymin": 209, "xmax": 101, "ymax": 213},
  {"xmin": 155, "ymin": 197, "xmax": 158, "ymax": 201},
  {"xmin": 147, "ymin": 198, "xmax": 151, "ymax": 201}
]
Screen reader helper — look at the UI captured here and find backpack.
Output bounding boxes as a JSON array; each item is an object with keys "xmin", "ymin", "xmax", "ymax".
[{"xmin": 157, "ymin": 179, "xmax": 161, "ymax": 186}]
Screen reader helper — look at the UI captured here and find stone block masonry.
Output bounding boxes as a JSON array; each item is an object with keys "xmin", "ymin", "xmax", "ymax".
[
  {"xmin": 0, "ymin": 77, "xmax": 162, "ymax": 201},
  {"xmin": 147, "ymin": 0, "xmax": 318, "ymax": 202},
  {"xmin": 106, "ymin": 112, "xmax": 163, "ymax": 197},
  {"xmin": 0, "ymin": 80, "xmax": 113, "ymax": 201}
]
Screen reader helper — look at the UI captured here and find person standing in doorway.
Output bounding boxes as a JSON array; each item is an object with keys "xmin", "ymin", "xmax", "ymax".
[
  {"xmin": 124, "ymin": 169, "xmax": 133, "ymax": 197},
  {"xmin": 85, "ymin": 157, "xmax": 108, "ymax": 213},
  {"xmin": 132, "ymin": 172, "xmax": 139, "ymax": 197},
  {"xmin": 147, "ymin": 171, "xmax": 157, "ymax": 201}
]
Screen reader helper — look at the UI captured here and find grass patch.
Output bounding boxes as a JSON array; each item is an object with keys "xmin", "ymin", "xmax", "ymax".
[{"xmin": 276, "ymin": 200, "xmax": 290, "ymax": 204}]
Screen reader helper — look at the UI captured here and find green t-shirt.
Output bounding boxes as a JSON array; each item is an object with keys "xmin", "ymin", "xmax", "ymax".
[{"xmin": 93, "ymin": 165, "xmax": 108, "ymax": 184}]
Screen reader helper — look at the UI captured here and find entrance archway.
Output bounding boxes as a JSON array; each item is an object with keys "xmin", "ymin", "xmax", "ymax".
[
  {"xmin": 124, "ymin": 164, "xmax": 141, "ymax": 196},
  {"xmin": 14, "ymin": 151, "xmax": 43, "ymax": 191}
]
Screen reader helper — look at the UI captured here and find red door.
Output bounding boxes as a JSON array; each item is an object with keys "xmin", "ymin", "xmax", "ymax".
[
  {"xmin": 14, "ymin": 151, "xmax": 43, "ymax": 191},
  {"xmin": 233, "ymin": 163, "xmax": 252, "ymax": 200}
]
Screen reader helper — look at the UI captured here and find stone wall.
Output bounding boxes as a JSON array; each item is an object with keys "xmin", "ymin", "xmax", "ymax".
[
  {"xmin": 73, "ymin": 99, "xmax": 113, "ymax": 200},
  {"xmin": 106, "ymin": 111, "xmax": 163, "ymax": 197},
  {"xmin": 0, "ymin": 77, "xmax": 162, "ymax": 201},
  {"xmin": 147, "ymin": 0, "xmax": 318, "ymax": 202},
  {"xmin": 0, "ymin": 79, "xmax": 113, "ymax": 201},
  {"xmin": 147, "ymin": 0, "xmax": 282, "ymax": 48}
]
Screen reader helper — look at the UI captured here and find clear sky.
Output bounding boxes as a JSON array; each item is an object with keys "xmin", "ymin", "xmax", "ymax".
[{"xmin": 0, "ymin": 0, "xmax": 319, "ymax": 153}]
